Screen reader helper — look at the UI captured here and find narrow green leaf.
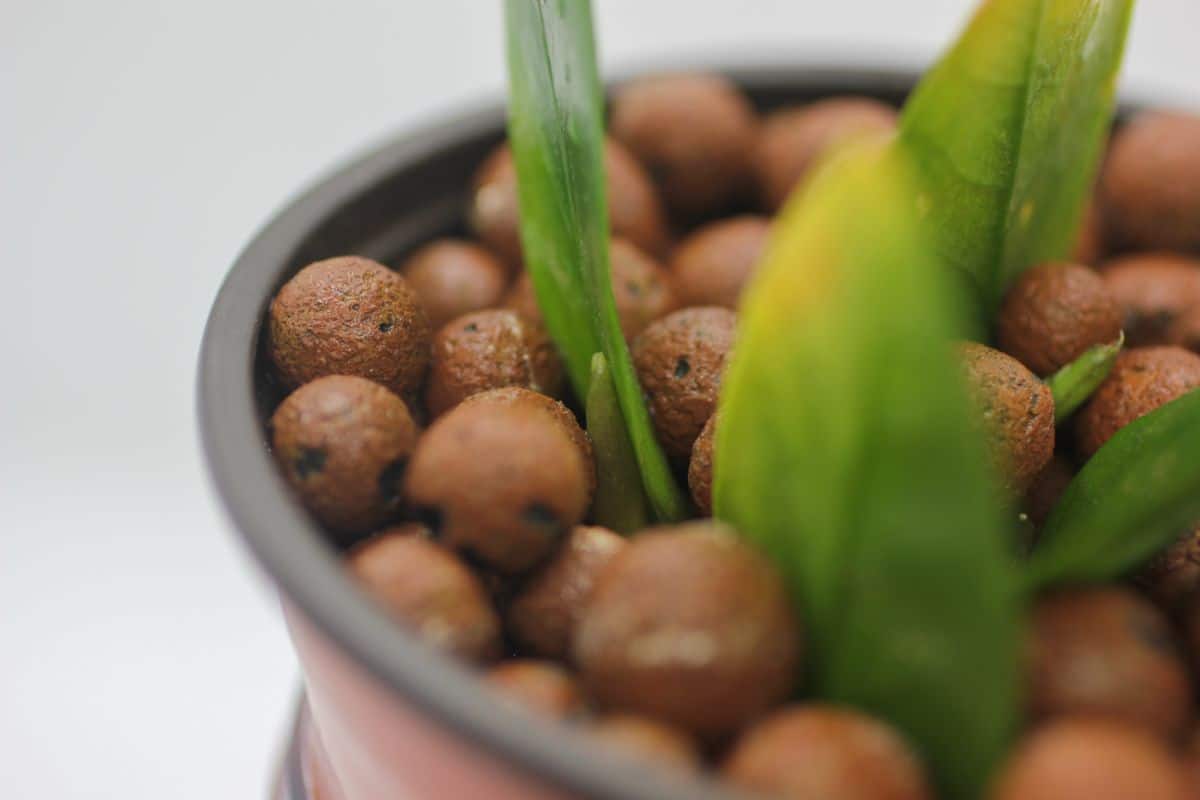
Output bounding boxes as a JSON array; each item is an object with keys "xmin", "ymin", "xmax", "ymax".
[
  {"xmin": 901, "ymin": 0, "xmax": 1134, "ymax": 316},
  {"xmin": 1046, "ymin": 332, "xmax": 1124, "ymax": 423},
  {"xmin": 1028, "ymin": 389, "xmax": 1200, "ymax": 588},
  {"xmin": 503, "ymin": 0, "xmax": 686, "ymax": 521},
  {"xmin": 715, "ymin": 140, "xmax": 1022, "ymax": 800},
  {"xmin": 586, "ymin": 353, "xmax": 652, "ymax": 534},
  {"xmin": 503, "ymin": 0, "xmax": 603, "ymax": 393}
]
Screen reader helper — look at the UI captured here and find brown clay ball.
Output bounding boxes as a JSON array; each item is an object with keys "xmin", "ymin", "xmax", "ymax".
[
  {"xmin": 1101, "ymin": 111, "xmax": 1200, "ymax": 254},
  {"xmin": 503, "ymin": 239, "xmax": 677, "ymax": 342},
  {"xmin": 1023, "ymin": 455, "xmax": 1075, "ymax": 531},
  {"xmin": 502, "ymin": 271, "xmax": 542, "ymax": 324},
  {"xmin": 588, "ymin": 715, "xmax": 701, "ymax": 771},
  {"xmin": 1101, "ymin": 253, "xmax": 1200, "ymax": 346},
  {"xmin": 609, "ymin": 239, "xmax": 679, "ymax": 341},
  {"xmin": 469, "ymin": 139, "xmax": 670, "ymax": 266},
  {"xmin": 458, "ymin": 387, "xmax": 595, "ymax": 497},
  {"xmin": 688, "ymin": 414, "xmax": 716, "ymax": 516},
  {"xmin": 1072, "ymin": 198, "xmax": 1106, "ymax": 265},
  {"xmin": 398, "ymin": 239, "xmax": 511, "ymax": 330},
  {"xmin": 1076, "ymin": 346, "xmax": 1200, "ymax": 458},
  {"xmin": 467, "ymin": 143, "xmax": 523, "ymax": 265},
  {"xmin": 506, "ymin": 525, "xmax": 626, "ymax": 660},
  {"xmin": 574, "ymin": 522, "xmax": 802, "ymax": 741},
  {"xmin": 403, "ymin": 398, "xmax": 591, "ymax": 575},
  {"xmin": 347, "ymin": 532, "xmax": 501, "ymax": 663},
  {"xmin": 1167, "ymin": 306, "xmax": 1200, "ymax": 353},
  {"xmin": 1027, "ymin": 587, "xmax": 1192, "ymax": 739},
  {"xmin": 268, "ymin": 256, "xmax": 431, "ymax": 398},
  {"xmin": 723, "ymin": 705, "xmax": 933, "ymax": 800},
  {"xmin": 1185, "ymin": 594, "xmax": 1200, "ymax": 676},
  {"xmin": 602, "ymin": 140, "xmax": 673, "ymax": 259},
  {"xmin": 1184, "ymin": 725, "xmax": 1200, "ymax": 797},
  {"xmin": 958, "ymin": 342, "xmax": 1056, "ymax": 493},
  {"xmin": 424, "ymin": 309, "xmax": 564, "ymax": 418},
  {"xmin": 669, "ymin": 216, "xmax": 771, "ymax": 310},
  {"xmin": 990, "ymin": 718, "xmax": 1190, "ymax": 800},
  {"xmin": 633, "ymin": 307, "xmax": 737, "ymax": 462},
  {"xmin": 270, "ymin": 376, "xmax": 419, "ymax": 533},
  {"xmin": 997, "ymin": 261, "xmax": 1123, "ymax": 376},
  {"xmin": 754, "ymin": 97, "xmax": 898, "ymax": 211},
  {"xmin": 1136, "ymin": 525, "xmax": 1200, "ymax": 616},
  {"xmin": 483, "ymin": 660, "xmax": 586, "ymax": 720},
  {"xmin": 610, "ymin": 72, "xmax": 758, "ymax": 220}
]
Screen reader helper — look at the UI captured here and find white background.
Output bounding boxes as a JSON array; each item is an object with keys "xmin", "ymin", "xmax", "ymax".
[{"xmin": 2, "ymin": 2, "xmax": 1198, "ymax": 798}]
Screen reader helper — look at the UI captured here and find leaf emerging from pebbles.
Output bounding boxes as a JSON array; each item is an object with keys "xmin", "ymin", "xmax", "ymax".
[
  {"xmin": 1028, "ymin": 389, "xmax": 1200, "ymax": 588},
  {"xmin": 715, "ymin": 139, "xmax": 1022, "ymax": 800},
  {"xmin": 1046, "ymin": 332, "xmax": 1124, "ymax": 423},
  {"xmin": 504, "ymin": 0, "xmax": 686, "ymax": 521},
  {"xmin": 586, "ymin": 353, "xmax": 652, "ymax": 534},
  {"xmin": 901, "ymin": 0, "xmax": 1134, "ymax": 318}
]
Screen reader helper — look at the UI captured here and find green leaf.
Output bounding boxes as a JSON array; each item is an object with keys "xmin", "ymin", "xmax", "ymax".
[
  {"xmin": 503, "ymin": 0, "xmax": 687, "ymax": 522},
  {"xmin": 715, "ymin": 139, "xmax": 1022, "ymax": 800},
  {"xmin": 901, "ymin": 0, "xmax": 1134, "ymax": 316},
  {"xmin": 1046, "ymin": 332, "xmax": 1124, "ymax": 423},
  {"xmin": 1027, "ymin": 389, "xmax": 1200, "ymax": 588},
  {"xmin": 503, "ymin": 0, "xmax": 602, "ymax": 393},
  {"xmin": 586, "ymin": 353, "xmax": 652, "ymax": 534}
]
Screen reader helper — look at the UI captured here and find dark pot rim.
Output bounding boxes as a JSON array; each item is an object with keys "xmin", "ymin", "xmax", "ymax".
[{"xmin": 199, "ymin": 62, "xmax": 1026, "ymax": 800}]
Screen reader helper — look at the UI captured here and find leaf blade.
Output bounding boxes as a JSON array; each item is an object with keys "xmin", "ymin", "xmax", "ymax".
[
  {"xmin": 1028, "ymin": 389, "xmax": 1200, "ymax": 587},
  {"xmin": 715, "ymin": 140, "xmax": 1022, "ymax": 799},
  {"xmin": 586, "ymin": 353, "xmax": 653, "ymax": 534},
  {"xmin": 901, "ymin": 0, "xmax": 1134, "ymax": 315},
  {"xmin": 504, "ymin": 0, "xmax": 604, "ymax": 393},
  {"xmin": 1046, "ymin": 332, "xmax": 1124, "ymax": 423},
  {"xmin": 503, "ymin": 0, "xmax": 687, "ymax": 522}
]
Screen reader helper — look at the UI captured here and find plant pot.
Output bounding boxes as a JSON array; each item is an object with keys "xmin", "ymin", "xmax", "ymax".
[{"xmin": 199, "ymin": 65, "xmax": 926, "ymax": 800}]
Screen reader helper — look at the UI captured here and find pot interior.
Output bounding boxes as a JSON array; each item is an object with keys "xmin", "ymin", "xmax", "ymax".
[{"xmin": 249, "ymin": 66, "xmax": 917, "ymax": 548}]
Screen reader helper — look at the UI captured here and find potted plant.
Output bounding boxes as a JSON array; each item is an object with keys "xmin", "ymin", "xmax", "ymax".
[{"xmin": 200, "ymin": 1, "xmax": 1200, "ymax": 798}]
